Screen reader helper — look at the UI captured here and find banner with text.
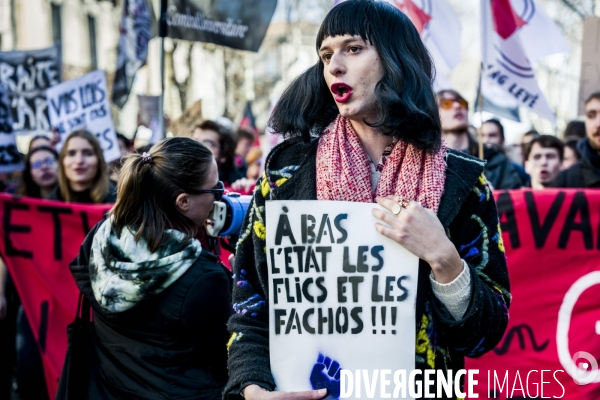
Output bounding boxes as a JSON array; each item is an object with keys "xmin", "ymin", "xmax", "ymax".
[
  {"xmin": 0, "ymin": 83, "xmax": 23, "ymax": 172},
  {"xmin": 0, "ymin": 43, "xmax": 61, "ymax": 135},
  {"xmin": 166, "ymin": 0, "xmax": 277, "ymax": 52},
  {"xmin": 266, "ymin": 200, "xmax": 419, "ymax": 397},
  {"xmin": 47, "ymin": 70, "xmax": 120, "ymax": 163},
  {"xmin": 467, "ymin": 189, "xmax": 600, "ymax": 399},
  {"xmin": 0, "ymin": 194, "xmax": 110, "ymax": 399}
]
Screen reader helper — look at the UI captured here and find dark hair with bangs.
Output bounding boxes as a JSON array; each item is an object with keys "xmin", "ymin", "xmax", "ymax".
[{"xmin": 269, "ymin": 0, "xmax": 441, "ymax": 151}]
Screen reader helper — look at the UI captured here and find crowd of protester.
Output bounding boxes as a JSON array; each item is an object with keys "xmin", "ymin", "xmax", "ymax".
[
  {"xmin": 0, "ymin": 117, "xmax": 261, "ymax": 399},
  {"xmin": 0, "ymin": 88, "xmax": 597, "ymax": 398},
  {"xmin": 438, "ymin": 90, "xmax": 600, "ymax": 190}
]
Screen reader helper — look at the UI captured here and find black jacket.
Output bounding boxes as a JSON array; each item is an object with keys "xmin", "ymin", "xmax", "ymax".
[
  {"xmin": 70, "ymin": 222, "xmax": 232, "ymax": 399},
  {"xmin": 483, "ymin": 146, "xmax": 524, "ymax": 189},
  {"xmin": 225, "ymin": 138, "xmax": 511, "ymax": 399},
  {"xmin": 552, "ymin": 139, "xmax": 600, "ymax": 188}
]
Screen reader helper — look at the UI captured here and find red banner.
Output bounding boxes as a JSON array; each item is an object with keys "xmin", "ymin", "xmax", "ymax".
[
  {"xmin": 0, "ymin": 194, "xmax": 110, "ymax": 399},
  {"xmin": 467, "ymin": 189, "xmax": 600, "ymax": 399},
  {"xmin": 2, "ymin": 190, "xmax": 600, "ymax": 399}
]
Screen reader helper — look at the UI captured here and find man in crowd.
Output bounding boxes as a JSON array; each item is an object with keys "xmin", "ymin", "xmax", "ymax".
[
  {"xmin": 480, "ymin": 118, "xmax": 505, "ymax": 147},
  {"xmin": 234, "ymin": 128, "xmax": 255, "ymax": 176},
  {"xmin": 524, "ymin": 135, "xmax": 564, "ymax": 189},
  {"xmin": 481, "ymin": 118, "xmax": 529, "ymax": 185},
  {"xmin": 437, "ymin": 90, "xmax": 523, "ymax": 189},
  {"xmin": 437, "ymin": 90, "xmax": 478, "ymax": 155},
  {"xmin": 192, "ymin": 120, "xmax": 245, "ymax": 187},
  {"xmin": 552, "ymin": 91, "xmax": 600, "ymax": 188}
]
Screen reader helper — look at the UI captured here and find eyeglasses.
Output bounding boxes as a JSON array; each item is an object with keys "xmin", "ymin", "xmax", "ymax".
[
  {"xmin": 31, "ymin": 157, "xmax": 56, "ymax": 170},
  {"xmin": 186, "ymin": 181, "xmax": 225, "ymax": 201},
  {"xmin": 439, "ymin": 97, "xmax": 468, "ymax": 110}
]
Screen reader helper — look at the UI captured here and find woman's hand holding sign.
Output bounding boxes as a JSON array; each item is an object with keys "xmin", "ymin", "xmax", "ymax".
[
  {"xmin": 372, "ymin": 196, "xmax": 463, "ymax": 284},
  {"xmin": 243, "ymin": 385, "xmax": 327, "ymax": 400}
]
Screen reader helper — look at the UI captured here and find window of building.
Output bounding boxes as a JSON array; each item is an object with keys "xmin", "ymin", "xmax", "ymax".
[
  {"xmin": 88, "ymin": 15, "xmax": 97, "ymax": 69},
  {"xmin": 51, "ymin": 3, "xmax": 62, "ymax": 45}
]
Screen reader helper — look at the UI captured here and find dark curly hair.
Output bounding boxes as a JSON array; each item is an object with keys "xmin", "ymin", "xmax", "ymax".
[{"xmin": 269, "ymin": 0, "xmax": 441, "ymax": 152}]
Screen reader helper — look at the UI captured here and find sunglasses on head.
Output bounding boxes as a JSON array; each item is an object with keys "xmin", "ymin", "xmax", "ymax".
[
  {"xmin": 186, "ymin": 181, "xmax": 225, "ymax": 201},
  {"xmin": 439, "ymin": 97, "xmax": 468, "ymax": 110}
]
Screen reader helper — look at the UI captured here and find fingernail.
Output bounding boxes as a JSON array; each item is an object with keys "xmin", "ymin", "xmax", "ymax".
[{"xmin": 317, "ymin": 389, "xmax": 327, "ymax": 395}]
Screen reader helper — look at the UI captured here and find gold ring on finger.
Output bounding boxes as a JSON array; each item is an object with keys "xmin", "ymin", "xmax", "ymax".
[
  {"xmin": 398, "ymin": 196, "xmax": 409, "ymax": 209},
  {"xmin": 392, "ymin": 204, "xmax": 402, "ymax": 215}
]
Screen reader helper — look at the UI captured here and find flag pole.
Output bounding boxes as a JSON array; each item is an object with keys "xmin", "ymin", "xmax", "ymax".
[
  {"xmin": 158, "ymin": 0, "xmax": 167, "ymax": 139},
  {"xmin": 477, "ymin": 63, "xmax": 484, "ymax": 160}
]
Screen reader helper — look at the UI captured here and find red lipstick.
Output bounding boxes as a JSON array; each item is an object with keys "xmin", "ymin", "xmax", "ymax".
[{"xmin": 330, "ymin": 82, "xmax": 353, "ymax": 103}]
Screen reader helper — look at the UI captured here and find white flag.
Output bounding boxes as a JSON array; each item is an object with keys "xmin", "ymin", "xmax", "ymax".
[
  {"xmin": 333, "ymin": 0, "xmax": 461, "ymax": 90},
  {"xmin": 481, "ymin": 0, "xmax": 570, "ymax": 123},
  {"xmin": 391, "ymin": 0, "xmax": 461, "ymax": 90}
]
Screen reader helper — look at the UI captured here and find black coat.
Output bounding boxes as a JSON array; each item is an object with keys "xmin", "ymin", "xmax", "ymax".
[
  {"xmin": 552, "ymin": 139, "xmax": 600, "ymax": 188},
  {"xmin": 70, "ymin": 223, "xmax": 232, "ymax": 399},
  {"xmin": 225, "ymin": 138, "xmax": 511, "ymax": 399},
  {"xmin": 483, "ymin": 146, "xmax": 524, "ymax": 189}
]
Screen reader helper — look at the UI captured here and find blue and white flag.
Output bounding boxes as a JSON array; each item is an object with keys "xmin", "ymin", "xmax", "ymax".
[
  {"xmin": 112, "ymin": 0, "xmax": 152, "ymax": 108},
  {"xmin": 481, "ymin": 0, "xmax": 570, "ymax": 124}
]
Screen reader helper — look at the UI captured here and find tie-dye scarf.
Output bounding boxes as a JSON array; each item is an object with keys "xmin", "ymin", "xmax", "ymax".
[{"xmin": 89, "ymin": 218, "xmax": 202, "ymax": 313}]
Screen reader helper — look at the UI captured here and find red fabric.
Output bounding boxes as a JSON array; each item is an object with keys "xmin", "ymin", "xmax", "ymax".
[
  {"xmin": 5, "ymin": 190, "xmax": 600, "ymax": 399},
  {"xmin": 393, "ymin": 0, "xmax": 432, "ymax": 34},
  {"xmin": 466, "ymin": 189, "xmax": 600, "ymax": 399},
  {"xmin": 490, "ymin": 0, "xmax": 527, "ymax": 39},
  {"xmin": 316, "ymin": 115, "xmax": 447, "ymax": 213},
  {"xmin": 0, "ymin": 195, "xmax": 110, "ymax": 399}
]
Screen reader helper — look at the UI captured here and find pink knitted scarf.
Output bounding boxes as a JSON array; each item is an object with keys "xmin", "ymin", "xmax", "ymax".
[{"xmin": 316, "ymin": 116, "xmax": 447, "ymax": 214}]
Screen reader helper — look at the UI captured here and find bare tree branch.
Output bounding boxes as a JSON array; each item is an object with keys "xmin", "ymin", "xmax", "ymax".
[{"xmin": 557, "ymin": 0, "xmax": 589, "ymax": 19}]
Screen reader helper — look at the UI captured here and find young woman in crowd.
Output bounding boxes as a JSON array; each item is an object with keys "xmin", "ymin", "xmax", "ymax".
[
  {"xmin": 48, "ymin": 130, "xmax": 116, "ymax": 204},
  {"xmin": 226, "ymin": 1, "xmax": 510, "ymax": 399},
  {"xmin": 67, "ymin": 137, "xmax": 231, "ymax": 399},
  {"xmin": 19, "ymin": 145, "xmax": 59, "ymax": 198}
]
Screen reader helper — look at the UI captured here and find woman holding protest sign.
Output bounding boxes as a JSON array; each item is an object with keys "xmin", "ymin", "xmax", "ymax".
[
  {"xmin": 225, "ymin": 1, "xmax": 510, "ymax": 399},
  {"xmin": 65, "ymin": 137, "xmax": 231, "ymax": 399},
  {"xmin": 48, "ymin": 130, "xmax": 116, "ymax": 204}
]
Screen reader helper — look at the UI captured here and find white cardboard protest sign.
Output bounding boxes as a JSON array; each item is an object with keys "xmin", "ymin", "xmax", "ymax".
[
  {"xmin": 47, "ymin": 70, "xmax": 120, "ymax": 162},
  {"xmin": 266, "ymin": 200, "xmax": 419, "ymax": 398}
]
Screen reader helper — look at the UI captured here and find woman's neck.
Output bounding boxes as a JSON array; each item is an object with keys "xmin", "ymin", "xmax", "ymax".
[
  {"xmin": 70, "ymin": 181, "xmax": 92, "ymax": 192},
  {"xmin": 349, "ymin": 119, "xmax": 393, "ymax": 163},
  {"xmin": 442, "ymin": 131, "xmax": 470, "ymax": 153},
  {"xmin": 40, "ymin": 186, "xmax": 54, "ymax": 198}
]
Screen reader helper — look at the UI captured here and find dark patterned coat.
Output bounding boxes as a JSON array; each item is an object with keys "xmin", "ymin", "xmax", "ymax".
[{"xmin": 225, "ymin": 138, "xmax": 511, "ymax": 399}]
